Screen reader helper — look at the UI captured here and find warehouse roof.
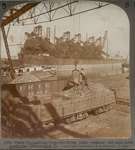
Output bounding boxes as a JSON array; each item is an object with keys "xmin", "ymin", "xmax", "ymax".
[
  {"xmin": 10, "ymin": 72, "xmax": 40, "ymax": 84},
  {"xmin": 32, "ymin": 71, "xmax": 57, "ymax": 81},
  {"xmin": 10, "ymin": 70, "xmax": 57, "ymax": 84}
]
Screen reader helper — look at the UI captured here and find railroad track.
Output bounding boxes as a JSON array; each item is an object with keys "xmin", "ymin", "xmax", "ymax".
[{"xmin": 116, "ymin": 98, "xmax": 130, "ymax": 106}]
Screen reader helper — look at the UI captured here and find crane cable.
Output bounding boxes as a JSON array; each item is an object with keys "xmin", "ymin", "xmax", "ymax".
[{"xmin": 78, "ymin": 0, "xmax": 80, "ymax": 34}]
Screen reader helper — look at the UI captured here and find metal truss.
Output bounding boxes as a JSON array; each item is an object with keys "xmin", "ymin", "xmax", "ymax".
[{"xmin": 2, "ymin": 0, "xmax": 110, "ymax": 26}]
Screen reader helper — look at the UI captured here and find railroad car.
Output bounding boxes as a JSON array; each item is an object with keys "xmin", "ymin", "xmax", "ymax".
[
  {"xmin": 2, "ymin": 72, "xmax": 116, "ymax": 127},
  {"xmin": 29, "ymin": 82, "xmax": 116, "ymax": 125}
]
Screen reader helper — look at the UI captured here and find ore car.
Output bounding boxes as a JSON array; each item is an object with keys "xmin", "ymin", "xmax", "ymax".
[
  {"xmin": 30, "ymin": 82, "xmax": 115, "ymax": 124},
  {"xmin": 5, "ymin": 71, "xmax": 116, "ymax": 126}
]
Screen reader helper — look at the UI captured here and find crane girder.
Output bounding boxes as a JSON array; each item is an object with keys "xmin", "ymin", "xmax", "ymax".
[{"xmin": 1, "ymin": 2, "xmax": 40, "ymax": 27}]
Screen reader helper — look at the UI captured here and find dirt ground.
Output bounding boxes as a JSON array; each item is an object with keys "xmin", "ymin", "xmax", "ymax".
[
  {"xmin": 88, "ymin": 72, "xmax": 129, "ymax": 92},
  {"xmin": 45, "ymin": 72, "xmax": 131, "ymax": 139},
  {"xmin": 46, "ymin": 108, "xmax": 131, "ymax": 139}
]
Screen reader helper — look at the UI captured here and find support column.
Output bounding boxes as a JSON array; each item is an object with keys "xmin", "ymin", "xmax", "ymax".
[{"xmin": 1, "ymin": 26, "xmax": 15, "ymax": 79}]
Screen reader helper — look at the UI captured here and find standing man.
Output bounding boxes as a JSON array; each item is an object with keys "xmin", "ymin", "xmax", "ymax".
[
  {"xmin": 62, "ymin": 63, "xmax": 80, "ymax": 91},
  {"xmin": 72, "ymin": 64, "xmax": 80, "ymax": 86},
  {"xmin": 80, "ymin": 68, "xmax": 88, "ymax": 87}
]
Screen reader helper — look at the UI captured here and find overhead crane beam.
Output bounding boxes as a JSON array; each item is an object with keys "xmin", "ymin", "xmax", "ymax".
[
  {"xmin": 15, "ymin": 2, "xmax": 110, "ymax": 26},
  {"xmin": 19, "ymin": 0, "xmax": 79, "ymax": 22},
  {"xmin": 1, "ymin": 2, "xmax": 40, "ymax": 27}
]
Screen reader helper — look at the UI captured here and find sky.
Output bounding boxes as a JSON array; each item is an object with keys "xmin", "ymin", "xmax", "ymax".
[{"xmin": 1, "ymin": 1, "xmax": 129, "ymax": 59}]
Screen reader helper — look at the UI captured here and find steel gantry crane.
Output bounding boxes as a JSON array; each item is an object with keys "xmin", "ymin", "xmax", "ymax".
[
  {"xmin": 0, "ymin": 2, "xmax": 41, "ymax": 79},
  {"xmin": 0, "ymin": 0, "xmax": 110, "ymax": 79}
]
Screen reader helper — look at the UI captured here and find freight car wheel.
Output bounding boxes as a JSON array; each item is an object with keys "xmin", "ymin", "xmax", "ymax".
[
  {"xmin": 66, "ymin": 118, "xmax": 72, "ymax": 124},
  {"xmin": 76, "ymin": 113, "xmax": 84, "ymax": 120},
  {"xmin": 93, "ymin": 109, "xmax": 98, "ymax": 115},
  {"xmin": 93, "ymin": 107, "xmax": 104, "ymax": 115},
  {"xmin": 70, "ymin": 115, "xmax": 76, "ymax": 122},
  {"xmin": 82, "ymin": 112, "xmax": 89, "ymax": 119},
  {"xmin": 65, "ymin": 115, "xmax": 75, "ymax": 124},
  {"xmin": 102, "ymin": 105, "xmax": 108, "ymax": 112},
  {"xmin": 97, "ymin": 108, "xmax": 103, "ymax": 114},
  {"xmin": 108, "ymin": 104, "xmax": 113, "ymax": 110},
  {"xmin": 103, "ymin": 104, "xmax": 113, "ymax": 112},
  {"xmin": 107, "ymin": 104, "xmax": 113, "ymax": 111}
]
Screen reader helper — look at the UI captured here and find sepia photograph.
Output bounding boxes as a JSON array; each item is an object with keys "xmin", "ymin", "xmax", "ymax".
[{"xmin": 1, "ymin": 0, "xmax": 131, "ymax": 139}]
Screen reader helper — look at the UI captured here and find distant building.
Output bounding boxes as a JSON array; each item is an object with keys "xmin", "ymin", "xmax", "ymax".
[
  {"xmin": 33, "ymin": 25, "xmax": 42, "ymax": 37},
  {"xmin": 74, "ymin": 33, "xmax": 81, "ymax": 43},
  {"xmin": 46, "ymin": 27, "xmax": 51, "ymax": 41},
  {"xmin": 63, "ymin": 31, "xmax": 70, "ymax": 41},
  {"xmin": 88, "ymin": 36, "xmax": 95, "ymax": 43}
]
